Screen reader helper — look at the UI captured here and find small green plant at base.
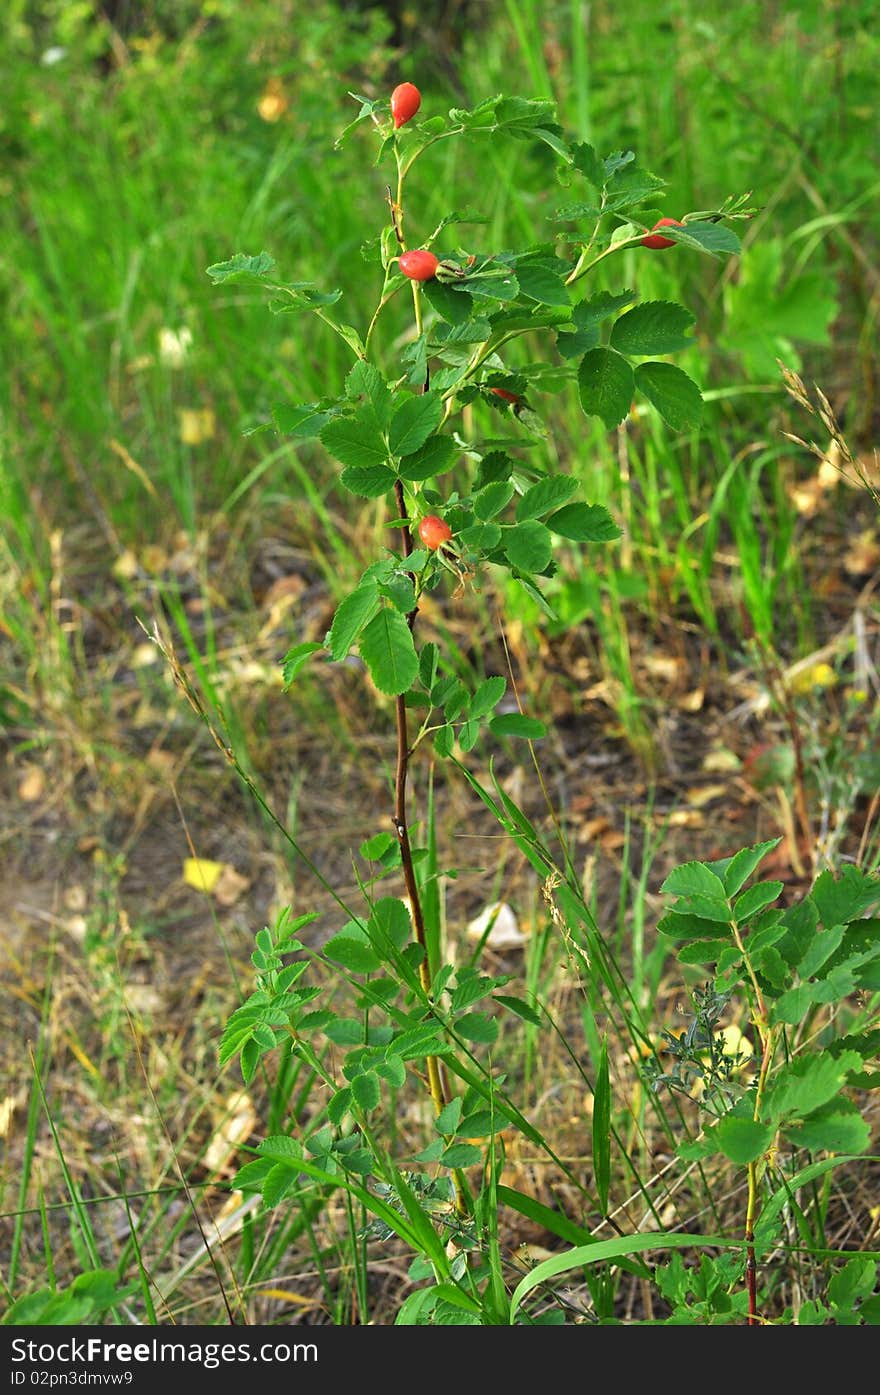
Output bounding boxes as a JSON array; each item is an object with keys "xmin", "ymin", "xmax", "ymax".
[{"xmin": 203, "ymin": 83, "xmax": 877, "ymax": 1325}]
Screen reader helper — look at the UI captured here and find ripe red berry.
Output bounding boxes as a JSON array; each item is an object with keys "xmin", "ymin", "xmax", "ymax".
[
  {"xmin": 490, "ymin": 388, "xmax": 520, "ymax": 403},
  {"xmin": 641, "ymin": 217, "xmax": 684, "ymax": 250},
  {"xmin": 418, "ymin": 515, "xmax": 452, "ymax": 550},
  {"xmin": 399, "ymin": 249, "xmax": 439, "ymax": 282},
  {"xmin": 391, "ymin": 82, "xmax": 421, "ymax": 129}
]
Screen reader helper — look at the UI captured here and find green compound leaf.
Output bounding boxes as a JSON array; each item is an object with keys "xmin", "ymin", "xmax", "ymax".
[
  {"xmin": 516, "ymin": 475, "xmax": 579, "ymax": 521},
  {"xmin": 389, "ymin": 391, "xmax": 444, "ymax": 457},
  {"xmin": 635, "ymin": 361, "xmax": 703, "ymax": 430},
  {"xmin": 546, "ymin": 502, "xmax": 622, "ymax": 542},
  {"xmin": 327, "ymin": 584, "xmax": 379, "ymax": 661},
  {"xmin": 359, "ymin": 608, "xmax": 419, "ymax": 695},
  {"xmin": 578, "ymin": 347, "xmax": 634, "ymax": 429},
  {"xmin": 609, "ymin": 300, "xmax": 695, "ymax": 356},
  {"xmin": 504, "ymin": 520, "xmax": 553, "ymax": 573}
]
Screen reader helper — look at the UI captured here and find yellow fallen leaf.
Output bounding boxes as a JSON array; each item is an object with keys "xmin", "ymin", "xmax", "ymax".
[
  {"xmin": 183, "ymin": 857, "xmax": 224, "ymax": 893},
  {"xmin": 0, "ymin": 1096, "xmax": 17, "ymax": 1138},
  {"xmin": 702, "ymin": 747, "xmax": 742, "ymax": 773},
  {"xmin": 686, "ymin": 783, "xmax": 728, "ymax": 807},
  {"xmin": 204, "ymin": 1091, "xmax": 257, "ymax": 1175}
]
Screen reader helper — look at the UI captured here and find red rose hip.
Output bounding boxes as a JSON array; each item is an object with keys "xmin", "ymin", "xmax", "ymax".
[
  {"xmin": 418, "ymin": 515, "xmax": 452, "ymax": 550},
  {"xmin": 490, "ymin": 387, "xmax": 520, "ymax": 403},
  {"xmin": 391, "ymin": 82, "xmax": 421, "ymax": 129},
  {"xmin": 641, "ymin": 217, "xmax": 684, "ymax": 250},
  {"xmin": 399, "ymin": 249, "xmax": 439, "ymax": 282}
]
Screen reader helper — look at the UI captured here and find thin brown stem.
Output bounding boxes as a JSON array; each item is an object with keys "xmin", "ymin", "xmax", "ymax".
[{"xmin": 392, "ymin": 483, "xmax": 465, "ymax": 1213}]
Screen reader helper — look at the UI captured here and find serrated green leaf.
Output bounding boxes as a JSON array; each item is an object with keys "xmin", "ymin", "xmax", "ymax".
[
  {"xmin": 439, "ymin": 1142, "xmax": 482, "ymax": 1168},
  {"xmin": 474, "ymin": 479, "xmax": 515, "ymax": 520},
  {"xmin": 578, "ymin": 348, "xmax": 634, "ymax": 429},
  {"xmin": 378, "ymin": 1054, "xmax": 406, "ymax": 1088},
  {"xmin": 359, "ymin": 608, "xmax": 419, "ymax": 695},
  {"xmin": 546, "ymin": 502, "xmax": 622, "ymax": 542},
  {"xmin": 516, "ymin": 260, "xmax": 571, "ymax": 307},
  {"xmin": 516, "ymin": 475, "xmax": 579, "ymax": 521},
  {"xmin": 206, "ymin": 250, "xmax": 276, "ymax": 283},
  {"xmin": 475, "ymin": 450, "xmax": 514, "ymax": 488},
  {"xmin": 321, "ymin": 411, "xmax": 388, "ymax": 470},
  {"xmin": 456, "ymin": 1012, "xmax": 499, "ymax": 1044},
  {"xmin": 369, "ymin": 897, "xmax": 412, "ymax": 952},
  {"xmin": 322, "ymin": 933, "xmax": 381, "ymax": 974},
  {"xmin": 609, "ymin": 300, "xmax": 695, "ymax": 356},
  {"xmin": 422, "ymin": 279, "xmax": 474, "ymax": 324},
  {"xmin": 784, "ymin": 1100, "xmax": 870, "ymax": 1155},
  {"xmin": 327, "ymin": 583, "xmax": 379, "ymax": 661},
  {"xmin": 435, "ymin": 1097, "xmax": 464, "ymax": 1134},
  {"xmin": 635, "ymin": 361, "xmax": 703, "ymax": 430},
  {"xmin": 398, "ymin": 434, "xmax": 457, "ymax": 481},
  {"xmin": 379, "ymin": 575, "xmax": 417, "ymax": 614},
  {"xmin": 324, "ymin": 1018, "xmax": 365, "ymax": 1046},
  {"xmin": 812, "ymin": 865, "xmax": 880, "ymax": 927},
  {"xmin": 389, "ymin": 392, "xmax": 444, "ymax": 457},
  {"xmin": 345, "ymin": 361, "xmax": 392, "ymax": 426},
  {"xmin": 351, "ymin": 1071, "xmax": 381, "ymax": 1112},
  {"xmin": 662, "ymin": 861, "xmax": 727, "ymax": 899},
  {"xmin": 715, "ymin": 1116, "xmax": 775, "ymax": 1165},
  {"xmin": 766, "ymin": 1051, "xmax": 863, "ymax": 1123},
  {"xmin": 504, "ymin": 520, "xmax": 553, "ymax": 572},
  {"xmin": 721, "ymin": 839, "xmax": 783, "ymax": 896},
  {"xmin": 340, "ymin": 463, "xmax": 397, "ymax": 497},
  {"xmin": 734, "ymin": 880, "xmax": 784, "ymax": 921},
  {"xmin": 797, "ymin": 923, "xmax": 847, "ymax": 979}
]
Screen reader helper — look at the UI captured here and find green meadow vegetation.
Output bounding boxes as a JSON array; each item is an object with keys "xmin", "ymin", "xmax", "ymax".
[{"xmin": 2, "ymin": 0, "xmax": 879, "ymax": 1327}]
